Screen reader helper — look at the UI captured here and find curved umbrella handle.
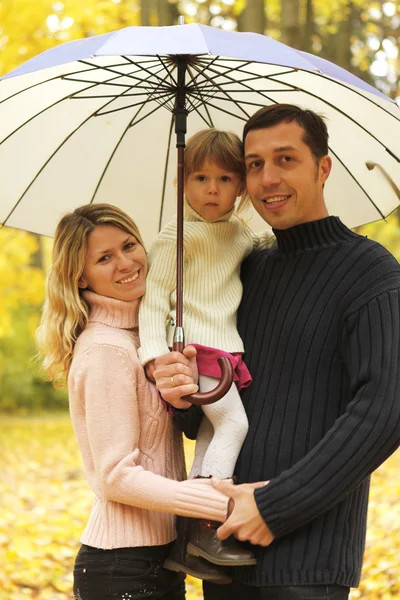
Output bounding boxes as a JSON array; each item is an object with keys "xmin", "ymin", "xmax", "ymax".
[{"xmin": 183, "ymin": 356, "xmax": 234, "ymax": 406}]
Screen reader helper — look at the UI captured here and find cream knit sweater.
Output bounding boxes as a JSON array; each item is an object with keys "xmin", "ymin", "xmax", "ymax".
[
  {"xmin": 138, "ymin": 202, "xmax": 275, "ymax": 365},
  {"xmin": 68, "ymin": 291, "xmax": 228, "ymax": 550}
]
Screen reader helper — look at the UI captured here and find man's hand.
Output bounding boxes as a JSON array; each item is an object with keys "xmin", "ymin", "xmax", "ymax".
[
  {"xmin": 153, "ymin": 346, "xmax": 198, "ymax": 409},
  {"xmin": 212, "ymin": 478, "xmax": 275, "ymax": 547}
]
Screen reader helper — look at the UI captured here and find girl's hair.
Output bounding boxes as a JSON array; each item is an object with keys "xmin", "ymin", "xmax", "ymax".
[
  {"xmin": 184, "ymin": 129, "xmax": 250, "ymax": 214},
  {"xmin": 36, "ymin": 203, "xmax": 145, "ymax": 388}
]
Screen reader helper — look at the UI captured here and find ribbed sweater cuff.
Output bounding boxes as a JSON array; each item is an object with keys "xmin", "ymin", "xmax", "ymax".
[
  {"xmin": 254, "ymin": 484, "xmax": 289, "ymax": 538},
  {"xmin": 174, "ymin": 480, "xmax": 228, "ymax": 522},
  {"xmin": 138, "ymin": 340, "xmax": 171, "ymax": 365}
]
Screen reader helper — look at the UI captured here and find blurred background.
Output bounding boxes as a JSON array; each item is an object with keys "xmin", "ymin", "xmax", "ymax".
[{"xmin": 0, "ymin": 1, "xmax": 399, "ymax": 598}]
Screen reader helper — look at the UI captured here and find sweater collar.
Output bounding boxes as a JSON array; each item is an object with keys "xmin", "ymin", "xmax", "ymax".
[
  {"xmin": 184, "ymin": 197, "xmax": 235, "ymax": 223},
  {"xmin": 83, "ymin": 290, "xmax": 139, "ymax": 329},
  {"xmin": 273, "ymin": 217, "xmax": 359, "ymax": 254}
]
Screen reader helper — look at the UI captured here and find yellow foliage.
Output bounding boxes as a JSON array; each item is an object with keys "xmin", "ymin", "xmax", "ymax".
[
  {"xmin": 0, "ymin": 230, "xmax": 45, "ymax": 337},
  {"xmin": 0, "ymin": 415, "xmax": 399, "ymax": 600},
  {"xmin": 0, "ymin": 0, "xmax": 140, "ymax": 76},
  {"xmin": 358, "ymin": 212, "xmax": 400, "ymax": 262}
]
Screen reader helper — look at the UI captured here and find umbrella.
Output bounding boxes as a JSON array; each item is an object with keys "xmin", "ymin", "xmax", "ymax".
[{"xmin": 1, "ymin": 23, "xmax": 400, "ymax": 402}]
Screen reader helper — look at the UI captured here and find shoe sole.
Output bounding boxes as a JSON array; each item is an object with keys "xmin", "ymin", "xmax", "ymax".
[
  {"xmin": 163, "ymin": 558, "xmax": 232, "ymax": 584},
  {"xmin": 187, "ymin": 543, "xmax": 257, "ymax": 567}
]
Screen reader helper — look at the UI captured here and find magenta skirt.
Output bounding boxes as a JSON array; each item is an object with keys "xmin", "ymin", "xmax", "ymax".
[{"xmin": 191, "ymin": 343, "xmax": 252, "ymax": 391}]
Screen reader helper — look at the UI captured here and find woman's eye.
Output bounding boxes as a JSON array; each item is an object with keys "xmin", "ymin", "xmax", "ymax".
[
  {"xmin": 98, "ymin": 255, "xmax": 110, "ymax": 263},
  {"xmin": 124, "ymin": 243, "xmax": 135, "ymax": 251}
]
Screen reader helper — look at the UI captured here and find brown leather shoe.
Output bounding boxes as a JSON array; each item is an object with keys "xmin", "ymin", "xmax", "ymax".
[
  {"xmin": 187, "ymin": 518, "xmax": 257, "ymax": 567},
  {"xmin": 164, "ymin": 517, "xmax": 232, "ymax": 584}
]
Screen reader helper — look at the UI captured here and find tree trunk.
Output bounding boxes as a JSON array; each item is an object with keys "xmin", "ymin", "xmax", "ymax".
[
  {"xmin": 280, "ymin": 0, "xmax": 301, "ymax": 49},
  {"xmin": 335, "ymin": 2, "xmax": 353, "ymax": 71},
  {"xmin": 302, "ymin": 0, "xmax": 315, "ymax": 53},
  {"xmin": 141, "ymin": 0, "xmax": 152, "ymax": 25},
  {"xmin": 237, "ymin": 0, "xmax": 266, "ymax": 34},
  {"xmin": 157, "ymin": 0, "xmax": 179, "ymax": 26}
]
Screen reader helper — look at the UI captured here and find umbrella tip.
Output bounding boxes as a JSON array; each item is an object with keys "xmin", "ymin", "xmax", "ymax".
[{"xmin": 178, "ymin": 16, "xmax": 185, "ymax": 25}]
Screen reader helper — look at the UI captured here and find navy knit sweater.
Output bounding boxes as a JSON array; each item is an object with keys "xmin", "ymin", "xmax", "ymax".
[{"xmin": 175, "ymin": 216, "xmax": 400, "ymax": 588}]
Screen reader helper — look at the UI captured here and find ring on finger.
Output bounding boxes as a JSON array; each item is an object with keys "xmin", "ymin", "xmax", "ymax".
[{"xmin": 170, "ymin": 376, "xmax": 176, "ymax": 387}]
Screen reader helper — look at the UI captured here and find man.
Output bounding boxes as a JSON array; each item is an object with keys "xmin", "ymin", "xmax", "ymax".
[{"xmin": 154, "ymin": 104, "xmax": 400, "ymax": 599}]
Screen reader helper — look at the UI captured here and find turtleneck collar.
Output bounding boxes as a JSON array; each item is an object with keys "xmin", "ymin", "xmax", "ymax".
[
  {"xmin": 273, "ymin": 217, "xmax": 359, "ymax": 254},
  {"xmin": 184, "ymin": 197, "xmax": 235, "ymax": 223},
  {"xmin": 83, "ymin": 290, "xmax": 139, "ymax": 330}
]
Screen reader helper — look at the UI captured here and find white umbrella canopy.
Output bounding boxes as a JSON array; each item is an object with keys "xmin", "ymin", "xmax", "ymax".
[{"xmin": 0, "ymin": 23, "xmax": 400, "ymax": 248}]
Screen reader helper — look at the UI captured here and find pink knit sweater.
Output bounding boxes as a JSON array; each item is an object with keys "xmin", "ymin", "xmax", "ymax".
[{"xmin": 68, "ymin": 291, "xmax": 228, "ymax": 550}]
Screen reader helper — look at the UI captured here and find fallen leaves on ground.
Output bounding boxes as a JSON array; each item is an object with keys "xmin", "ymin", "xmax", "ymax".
[{"xmin": 0, "ymin": 415, "xmax": 398, "ymax": 599}]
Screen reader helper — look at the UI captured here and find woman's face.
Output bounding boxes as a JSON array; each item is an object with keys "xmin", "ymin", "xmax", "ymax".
[{"xmin": 79, "ymin": 224, "xmax": 147, "ymax": 302}]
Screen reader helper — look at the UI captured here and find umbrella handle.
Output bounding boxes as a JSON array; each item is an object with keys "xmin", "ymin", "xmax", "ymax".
[
  {"xmin": 173, "ymin": 342, "xmax": 234, "ymax": 405},
  {"xmin": 185, "ymin": 357, "xmax": 234, "ymax": 405}
]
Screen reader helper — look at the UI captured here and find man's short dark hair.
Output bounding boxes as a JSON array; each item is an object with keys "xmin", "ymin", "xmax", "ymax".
[{"xmin": 243, "ymin": 104, "xmax": 329, "ymax": 162}]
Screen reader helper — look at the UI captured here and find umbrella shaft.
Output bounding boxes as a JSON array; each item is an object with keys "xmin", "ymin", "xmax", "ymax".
[{"xmin": 176, "ymin": 146, "xmax": 185, "ymax": 328}]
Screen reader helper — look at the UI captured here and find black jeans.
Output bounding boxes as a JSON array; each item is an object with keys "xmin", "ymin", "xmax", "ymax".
[
  {"xmin": 203, "ymin": 580, "xmax": 349, "ymax": 599},
  {"xmin": 73, "ymin": 542, "xmax": 185, "ymax": 600}
]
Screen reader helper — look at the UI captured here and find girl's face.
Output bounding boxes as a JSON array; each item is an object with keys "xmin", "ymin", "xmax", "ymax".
[
  {"xmin": 185, "ymin": 159, "xmax": 243, "ymax": 221},
  {"xmin": 78, "ymin": 224, "xmax": 147, "ymax": 302}
]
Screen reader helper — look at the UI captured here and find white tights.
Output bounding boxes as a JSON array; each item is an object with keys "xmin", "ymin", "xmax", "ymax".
[{"xmin": 189, "ymin": 374, "xmax": 249, "ymax": 479}]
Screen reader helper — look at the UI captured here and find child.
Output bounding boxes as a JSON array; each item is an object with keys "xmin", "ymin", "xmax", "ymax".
[
  {"xmin": 138, "ymin": 129, "xmax": 275, "ymax": 571},
  {"xmin": 36, "ymin": 203, "xmax": 237, "ymax": 600}
]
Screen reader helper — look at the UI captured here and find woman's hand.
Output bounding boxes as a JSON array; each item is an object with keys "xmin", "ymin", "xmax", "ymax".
[{"xmin": 154, "ymin": 346, "xmax": 198, "ymax": 409}]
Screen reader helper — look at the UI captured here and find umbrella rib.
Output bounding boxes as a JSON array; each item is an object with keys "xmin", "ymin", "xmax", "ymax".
[
  {"xmin": 154, "ymin": 55, "xmax": 178, "ymax": 87},
  {"xmin": 2, "ymin": 84, "xmax": 151, "ymax": 226},
  {"xmin": 91, "ymin": 61, "xmax": 178, "ymax": 115},
  {"xmin": 74, "ymin": 91, "xmax": 173, "ymax": 101},
  {"xmin": 232, "ymin": 62, "xmax": 400, "ymax": 125},
  {"xmin": 128, "ymin": 93, "xmax": 176, "ymax": 126},
  {"xmin": 159, "ymin": 115, "xmax": 175, "ymax": 232},
  {"xmin": 265, "ymin": 74, "xmax": 400, "ymax": 161},
  {"xmin": 328, "ymin": 146, "xmax": 386, "ymax": 220},
  {"xmin": 306, "ymin": 70, "xmax": 400, "ymax": 123},
  {"xmin": 198, "ymin": 57, "xmax": 399, "ymax": 124},
  {"xmin": 89, "ymin": 92, "xmax": 176, "ymax": 205},
  {"xmin": 186, "ymin": 55, "xmax": 222, "ymax": 88},
  {"xmin": 187, "ymin": 61, "xmax": 290, "ymax": 117},
  {"xmin": 188, "ymin": 63, "xmax": 251, "ymax": 119},
  {"xmin": 192, "ymin": 59, "xmax": 398, "ymax": 160},
  {"xmin": 188, "ymin": 89, "xmax": 284, "ymax": 109},
  {"xmin": 186, "ymin": 65, "xmax": 215, "ymax": 127},
  {"xmin": 78, "ymin": 59, "xmax": 172, "ymax": 90},
  {"xmin": 185, "ymin": 96, "xmax": 215, "ymax": 128},
  {"xmin": 63, "ymin": 76, "xmax": 170, "ymax": 92},
  {"xmin": 95, "ymin": 89, "xmax": 175, "ymax": 116},
  {"xmin": 195, "ymin": 57, "xmax": 298, "ymax": 81},
  {"xmin": 122, "ymin": 54, "xmax": 177, "ymax": 87},
  {"xmin": 0, "ymin": 58, "xmax": 163, "ymax": 106},
  {"xmin": 189, "ymin": 98, "xmax": 248, "ymax": 121},
  {"xmin": 0, "ymin": 80, "xmax": 108, "ymax": 145},
  {"xmin": 188, "ymin": 61, "xmax": 279, "ymax": 107}
]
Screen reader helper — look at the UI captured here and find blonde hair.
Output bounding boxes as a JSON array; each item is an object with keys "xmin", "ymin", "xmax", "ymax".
[
  {"xmin": 184, "ymin": 129, "xmax": 250, "ymax": 214},
  {"xmin": 36, "ymin": 203, "xmax": 145, "ymax": 388}
]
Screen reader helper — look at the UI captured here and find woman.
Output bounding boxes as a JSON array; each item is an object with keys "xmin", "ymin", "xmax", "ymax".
[{"xmin": 36, "ymin": 203, "xmax": 229, "ymax": 600}]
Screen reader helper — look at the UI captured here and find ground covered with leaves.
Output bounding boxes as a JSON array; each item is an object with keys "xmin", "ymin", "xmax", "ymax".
[{"xmin": 1, "ymin": 415, "xmax": 398, "ymax": 599}]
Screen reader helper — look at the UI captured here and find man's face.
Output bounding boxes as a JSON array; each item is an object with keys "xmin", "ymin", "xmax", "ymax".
[{"xmin": 244, "ymin": 121, "xmax": 332, "ymax": 230}]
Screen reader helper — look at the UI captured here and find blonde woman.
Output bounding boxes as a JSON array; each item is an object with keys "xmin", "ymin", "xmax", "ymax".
[
  {"xmin": 36, "ymin": 203, "xmax": 232, "ymax": 600},
  {"xmin": 138, "ymin": 130, "xmax": 275, "ymax": 569}
]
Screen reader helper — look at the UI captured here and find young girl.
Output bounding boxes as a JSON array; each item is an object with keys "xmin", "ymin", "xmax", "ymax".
[
  {"xmin": 138, "ymin": 129, "xmax": 274, "ymax": 569},
  {"xmin": 36, "ymin": 203, "xmax": 236, "ymax": 600}
]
